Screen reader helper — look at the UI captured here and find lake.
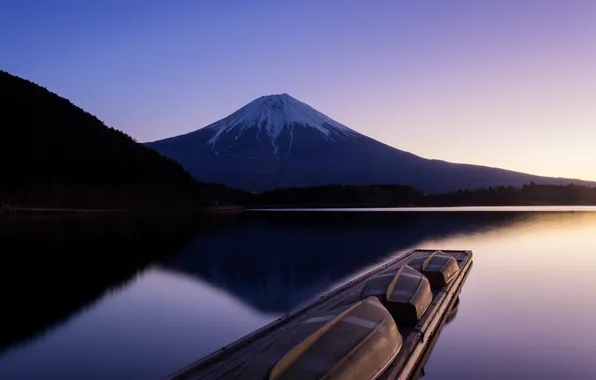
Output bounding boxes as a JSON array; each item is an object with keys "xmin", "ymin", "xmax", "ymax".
[{"xmin": 1, "ymin": 209, "xmax": 596, "ymax": 379}]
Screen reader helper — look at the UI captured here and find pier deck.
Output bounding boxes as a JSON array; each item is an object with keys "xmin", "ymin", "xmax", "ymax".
[{"xmin": 165, "ymin": 249, "xmax": 473, "ymax": 380}]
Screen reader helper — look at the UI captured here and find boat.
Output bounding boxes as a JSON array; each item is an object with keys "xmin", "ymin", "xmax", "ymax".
[
  {"xmin": 360, "ymin": 265, "xmax": 432, "ymax": 323},
  {"xmin": 163, "ymin": 249, "xmax": 473, "ymax": 380},
  {"xmin": 235, "ymin": 297, "xmax": 402, "ymax": 380},
  {"xmin": 420, "ymin": 250, "xmax": 460, "ymax": 288}
]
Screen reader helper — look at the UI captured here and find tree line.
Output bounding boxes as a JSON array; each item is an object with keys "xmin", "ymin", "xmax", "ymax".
[{"xmin": 246, "ymin": 182, "xmax": 596, "ymax": 207}]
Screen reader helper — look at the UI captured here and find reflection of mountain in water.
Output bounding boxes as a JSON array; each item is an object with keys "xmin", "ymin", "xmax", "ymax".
[
  {"xmin": 0, "ymin": 211, "xmax": 552, "ymax": 359},
  {"xmin": 163, "ymin": 212, "xmax": 532, "ymax": 313},
  {"xmin": 0, "ymin": 215, "xmax": 235, "ymax": 355}
]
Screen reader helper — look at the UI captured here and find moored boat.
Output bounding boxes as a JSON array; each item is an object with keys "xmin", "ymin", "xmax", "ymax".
[
  {"xmin": 420, "ymin": 250, "xmax": 460, "ymax": 288},
  {"xmin": 361, "ymin": 265, "xmax": 432, "ymax": 323},
  {"xmin": 236, "ymin": 297, "xmax": 402, "ymax": 380}
]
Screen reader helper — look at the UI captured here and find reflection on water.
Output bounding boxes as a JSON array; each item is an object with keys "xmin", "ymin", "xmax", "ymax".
[
  {"xmin": 164, "ymin": 212, "xmax": 532, "ymax": 313},
  {"xmin": 410, "ymin": 296, "xmax": 461, "ymax": 380},
  {"xmin": 418, "ymin": 211, "xmax": 596, "ymax": 380},
  {"xmin": 1, "ymin": 210, "xmax": 596, "ymax": 379},
  {"xmin": 0, "ymin": 215, "xmax": 200, "ymax": 351}
]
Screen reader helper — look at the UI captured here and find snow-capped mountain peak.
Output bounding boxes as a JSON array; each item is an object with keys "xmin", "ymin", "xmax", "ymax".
[
  {"xmin": 146, "ymin": 94, "xmax": 596, "ymax": 193},
  {"xmin": 204, "ymin": 94, "xmax": 358, "ymax": 151}
]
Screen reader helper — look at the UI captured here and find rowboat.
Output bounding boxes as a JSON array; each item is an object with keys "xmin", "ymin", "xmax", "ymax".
[{"xmin": 360, "ymin": 265, "xmax": 432, "ymax": 323}]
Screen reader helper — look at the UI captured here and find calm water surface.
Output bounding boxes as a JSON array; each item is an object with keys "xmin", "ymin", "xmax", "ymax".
[{"xmin": 1, "ymin": 209, "xmax": 596, "ymax": 379}]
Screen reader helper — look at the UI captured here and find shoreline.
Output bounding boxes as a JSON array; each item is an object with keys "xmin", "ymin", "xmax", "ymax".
[
  {"xmin": 0, "ymin": 205, "xmax": 245, "ymax": 221},
  {"xmin": 247, "ymin": 205, "xmax": 596, "ymax": 212}
]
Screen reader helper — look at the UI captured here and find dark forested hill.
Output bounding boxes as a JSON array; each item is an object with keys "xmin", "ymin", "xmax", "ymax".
[{"xmin": 0, "ymin": 71, "xmax": 239, "ymax": 209}]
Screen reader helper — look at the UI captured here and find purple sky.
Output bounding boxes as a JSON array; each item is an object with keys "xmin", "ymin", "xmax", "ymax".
[{"xmin": 2, "ymin": 0, "xmax": 595, "ymax": 180}]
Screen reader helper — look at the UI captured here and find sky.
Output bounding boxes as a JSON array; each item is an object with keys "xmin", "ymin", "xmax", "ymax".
[{"xmin": 2, "ymin": 0, "xmax": 595, "ymax": 181}]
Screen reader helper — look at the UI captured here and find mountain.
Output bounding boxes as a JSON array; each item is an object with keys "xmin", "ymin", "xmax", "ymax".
[
  {"xmin": 147, "ymin": 94, "xmax": 594, "ymax": 193},
  {"xmin": 0, "ymin": 70, "xmax": 239, "ymax": 208}
]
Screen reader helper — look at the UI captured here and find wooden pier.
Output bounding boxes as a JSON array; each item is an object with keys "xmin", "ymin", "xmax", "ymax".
[{"xmin": 164, "ymin": 249, "xmax": 473, "ymax": 380}]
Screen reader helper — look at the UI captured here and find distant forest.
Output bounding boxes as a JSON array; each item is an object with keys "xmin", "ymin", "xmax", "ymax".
[
  {"xmin": 0, "ymin": 71, "xmax": 241, "ymax": 209},
  {"xmin": 247, "ymin": 183, "xmax": 596, "ymax": 207}
]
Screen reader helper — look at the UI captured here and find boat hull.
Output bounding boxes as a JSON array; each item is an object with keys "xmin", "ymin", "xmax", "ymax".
[
  {"xmin": 420, "ymin": 251, "xmax": 460, "ymax": 288},
  {"xmin": 361, "ymin": 265, "xmax": 432, "ymax": 323},
  {"xmin": 236, "ymin": 297, "xmax": 402, "ymax": 380}
]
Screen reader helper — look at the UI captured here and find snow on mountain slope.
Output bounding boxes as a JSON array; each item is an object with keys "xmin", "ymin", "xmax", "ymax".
[
  {"xmin": 146, "ymin": 94, "xmax": 594, "ymax": 192},
  {"xmin": 202, "ymin": 93, "xmax": 358, "ymax": 155}
]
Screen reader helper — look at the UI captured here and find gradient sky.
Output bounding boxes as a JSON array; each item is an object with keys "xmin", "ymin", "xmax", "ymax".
[{"xmin": 2, "ymin": 0, "xmax": 595, "ymax": 180}]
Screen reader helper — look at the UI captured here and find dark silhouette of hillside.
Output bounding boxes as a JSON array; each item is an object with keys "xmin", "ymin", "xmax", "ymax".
[{"xmin": 0, "ymin": 71, "xmax": 240, "ymax": 209}]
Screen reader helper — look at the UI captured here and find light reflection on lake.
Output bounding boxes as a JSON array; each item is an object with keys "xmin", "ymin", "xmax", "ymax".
[
  {"xmin": 1, "ymin": 210, "xmax": 596, "ymax": 379},
  {"xmin": 417, "ymin": 211, "xmax": 596, "ymax": 379}
]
